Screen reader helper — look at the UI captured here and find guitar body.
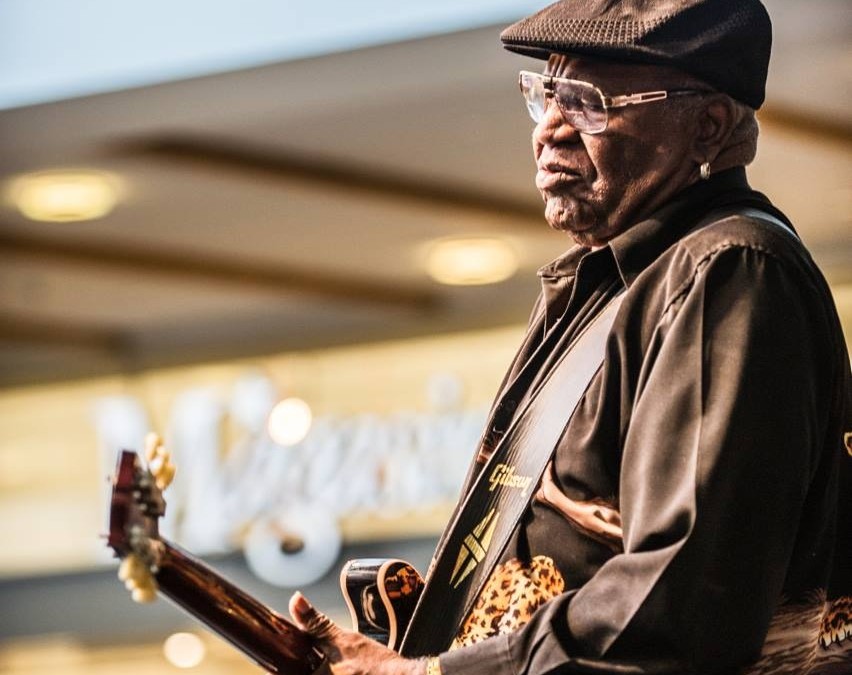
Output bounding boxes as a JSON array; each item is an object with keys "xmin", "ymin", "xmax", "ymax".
[
  {"xmin": 107, "ymin": 448, "xmax": 424, "ymax": 673},
  {"xmin": 340, "ymin": 558, "xmax": 424, "ymax": 650}
]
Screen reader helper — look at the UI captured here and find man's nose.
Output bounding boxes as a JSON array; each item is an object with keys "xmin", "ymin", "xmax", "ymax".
[{"xmin": 532, "ymin": 99, "xmax": 581, "ymax": 147}]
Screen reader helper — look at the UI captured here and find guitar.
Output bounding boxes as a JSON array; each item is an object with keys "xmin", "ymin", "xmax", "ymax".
[{"xmin": 106, "ymin": 440, "xmax": 425, "ymax": 674}]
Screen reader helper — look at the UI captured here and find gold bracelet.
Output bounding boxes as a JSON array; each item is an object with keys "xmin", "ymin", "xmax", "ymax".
[{"xmin": 426, "ymin": 656, "xmax": 442, "ymax": 675}]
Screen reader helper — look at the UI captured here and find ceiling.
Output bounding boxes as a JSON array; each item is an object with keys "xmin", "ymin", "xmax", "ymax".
[{"xmin": 0, "ymin": 1, "xmax": 850, "ymax": 388}]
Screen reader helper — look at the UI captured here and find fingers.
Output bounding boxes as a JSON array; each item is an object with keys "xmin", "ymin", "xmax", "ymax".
[
  {"xmin": 289, "ymin": 592, "xmax": 339, "ymax": 641},
  {"xmin": 289, "ymin": 593, "xmax": 418, "ymax": 675}
]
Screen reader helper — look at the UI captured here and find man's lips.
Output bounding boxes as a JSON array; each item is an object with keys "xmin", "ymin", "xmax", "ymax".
[{"xmin": 535, "ymin": 164, "xmax": 583, "ymax": 191}]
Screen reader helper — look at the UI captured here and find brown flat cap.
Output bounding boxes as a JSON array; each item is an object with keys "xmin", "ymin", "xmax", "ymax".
[{"xmin": 501, "ymin": 0, "xmax": 772, "ymax": 109}]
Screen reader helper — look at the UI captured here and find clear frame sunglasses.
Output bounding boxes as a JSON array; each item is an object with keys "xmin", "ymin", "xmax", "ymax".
[{"xmin": 518, "ymin": 70, "xmax": 705, "ymax": 134}]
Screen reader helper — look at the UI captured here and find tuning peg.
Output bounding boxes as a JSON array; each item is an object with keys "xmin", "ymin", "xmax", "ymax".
[
  {"xmin": 149, "ymin": 453, "xmax": 176, "ymax": 491},
  {"xmin": 144, "ymin": 432, "xmax": 163, "ymax": 463},
  {"xmin": 144, "ymin": 432, "xmax": 176, "ymax": 490},
  {"xmin": 118, "ymin": 553, "xmax": 147, "ymax": 582},
  {"xmin": 128, "ymin": 572, "xmax": 158, "ymax": 603},
  {"xmin": 131, "ymin": 585, "xmax": 157, "ymax": 603},
  {"xmin": 118, "ymin": 554, "xmax": 158, "ymax": 603},
  {"xmin": 154, "ymin": 462, "xmax": 176, "ymax": 491}
]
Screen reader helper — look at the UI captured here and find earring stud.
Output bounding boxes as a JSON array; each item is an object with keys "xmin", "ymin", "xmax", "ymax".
[{"xmin": 700, "ymin": 161, "xmax": 711, "ymax": 180}]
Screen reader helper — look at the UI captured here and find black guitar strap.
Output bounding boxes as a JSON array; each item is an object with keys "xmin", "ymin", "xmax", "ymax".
[{"xmin": 399, "ymin": 292, "xmax": 625, "ymax": 657}]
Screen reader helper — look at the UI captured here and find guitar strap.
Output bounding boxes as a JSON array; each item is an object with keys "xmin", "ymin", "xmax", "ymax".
[
  {"xmin": 398, "ymin": 205, "xmax": 797, "ymax": 658},
  {"xmin": 399, "ymin": 291, "xmax": 625, "ymax": 657},
  {"xmin": 737, "ymin": 207, "xmax": 798, "ymax": 239}
]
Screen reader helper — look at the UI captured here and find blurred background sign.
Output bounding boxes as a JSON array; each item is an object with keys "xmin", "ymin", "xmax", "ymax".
[{"xmin": 0, "ymin": 0, "xmax": 849, "ymax": 673}]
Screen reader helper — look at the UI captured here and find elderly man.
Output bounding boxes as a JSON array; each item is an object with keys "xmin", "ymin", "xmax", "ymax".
[{"xmin": 290, "ymin": 1, "xmax": 852, "ymax": 673}]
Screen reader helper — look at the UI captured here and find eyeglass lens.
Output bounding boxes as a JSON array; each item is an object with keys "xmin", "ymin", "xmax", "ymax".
[{"xmin": 519, "ymin": 72, "xmax": 608, "ymax": 134}]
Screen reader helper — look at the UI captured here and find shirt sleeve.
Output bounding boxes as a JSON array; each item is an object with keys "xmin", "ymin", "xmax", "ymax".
[{"xmin": 440, "ymin": 242, "xmax": 838, "ymax": 674}]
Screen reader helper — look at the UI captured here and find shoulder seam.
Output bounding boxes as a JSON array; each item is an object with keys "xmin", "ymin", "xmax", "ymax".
[{"xmin": 659, "ymin": 240, "xmax": 787, "ymax": 321}]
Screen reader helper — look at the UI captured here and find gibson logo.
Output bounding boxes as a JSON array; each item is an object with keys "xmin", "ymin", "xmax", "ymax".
[{"xmin": 488, "ymin": 463, "xmax": 533, "ymax": 496}]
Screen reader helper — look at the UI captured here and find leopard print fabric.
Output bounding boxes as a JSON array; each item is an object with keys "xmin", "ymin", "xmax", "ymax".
[
  {"xmin": 451, "ymin": 555, "xmax": 565, "ymax": 649},
  {"xmin": 820, "ymin": 595, "xmax": 851, "ymax": 649},
  {"xmin": 742, "ymin": 592, "xmax": 852, "ymax": 674}
]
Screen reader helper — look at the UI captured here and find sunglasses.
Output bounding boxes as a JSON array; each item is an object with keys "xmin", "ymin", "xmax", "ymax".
[{"xmin": 518, "ymin": 70, "xmax": 705, "ymax": 134}]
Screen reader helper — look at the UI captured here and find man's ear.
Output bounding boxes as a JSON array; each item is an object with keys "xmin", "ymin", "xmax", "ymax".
[{"xmin": 691, "ymin": 94, "xmax": 738, "ymax": 164}]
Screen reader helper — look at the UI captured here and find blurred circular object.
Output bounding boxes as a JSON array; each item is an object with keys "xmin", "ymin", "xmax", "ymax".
[
  {"xmin": 268, "ymin": 397, "xmax": 313, "ymax": 446},
  {"xmin": 244, "ymin": 506, "xmax": 341, "ymax": 587},
  {"xmin": 425, "ymin": 237, "xmax": 518, "ymax": 285},
  {"xmin": 163, "ymin": 632, "xmax": 205, "ymax": 669},
  {"xmin": 6, "ymin": 169, "xmax": 121, "ymax": 222}
]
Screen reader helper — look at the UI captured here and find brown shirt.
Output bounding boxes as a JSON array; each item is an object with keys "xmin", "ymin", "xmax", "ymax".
[{"xmin": 440, "ymin": 168, "xmax": 852, "ymax": 674}]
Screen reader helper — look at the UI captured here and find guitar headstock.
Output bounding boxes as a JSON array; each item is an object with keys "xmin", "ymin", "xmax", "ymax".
[{"xmin": 107, "ymin": 433, "xmax": 176, "ymax": 602}]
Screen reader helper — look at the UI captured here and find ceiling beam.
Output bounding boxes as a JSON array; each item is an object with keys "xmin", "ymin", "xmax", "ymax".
[
  {"xmin": 0, "ymin": 230, "xmax": 438, "ymax": 312},
  {"xmin": 0, "ymin": 311, "xmax": 125, "ymax": 353},
  {"xmin": 115, "ymin": 136, "xmax": 544, "ymax": 225}
]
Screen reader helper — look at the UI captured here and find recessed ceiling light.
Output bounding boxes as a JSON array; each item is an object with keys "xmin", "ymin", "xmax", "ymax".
[
  {"xmin": 5, "ymin": 169, "xmax": 121, "ymax": 222},
  {"xmin": 425, "ymin": 237, "xmax": 518, "ymax": 286}
]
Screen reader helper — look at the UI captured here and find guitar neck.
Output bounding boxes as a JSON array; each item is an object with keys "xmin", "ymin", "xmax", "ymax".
[{"xmin": 152, "ymin": 540, "xmax": 326, "ymax": 675}]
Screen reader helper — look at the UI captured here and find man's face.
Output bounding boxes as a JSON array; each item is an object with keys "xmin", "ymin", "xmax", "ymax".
[{"xmin": 533, "ymin": 55, "xmax": 700, "ymax": 246}]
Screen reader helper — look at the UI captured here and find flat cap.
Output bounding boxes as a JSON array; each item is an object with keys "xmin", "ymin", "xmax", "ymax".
[{"xmin": 501, "ymin": 0, "xmax": 772, "ymax": 109}]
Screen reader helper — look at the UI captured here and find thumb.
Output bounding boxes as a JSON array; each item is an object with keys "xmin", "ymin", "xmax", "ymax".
[{"xmin": 289, "ymin": 592, "xmax": 339, "ymax": 641}]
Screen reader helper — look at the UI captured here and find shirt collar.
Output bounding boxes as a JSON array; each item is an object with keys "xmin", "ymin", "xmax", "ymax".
[{"xmin": 537, "ymin": 243, "xmax": 587, "ymax": 280}]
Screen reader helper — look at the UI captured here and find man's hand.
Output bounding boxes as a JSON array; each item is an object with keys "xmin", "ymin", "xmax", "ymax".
[{"xmin": 289, "ymin": 592, "xmax": 427, "ymax": 675}]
